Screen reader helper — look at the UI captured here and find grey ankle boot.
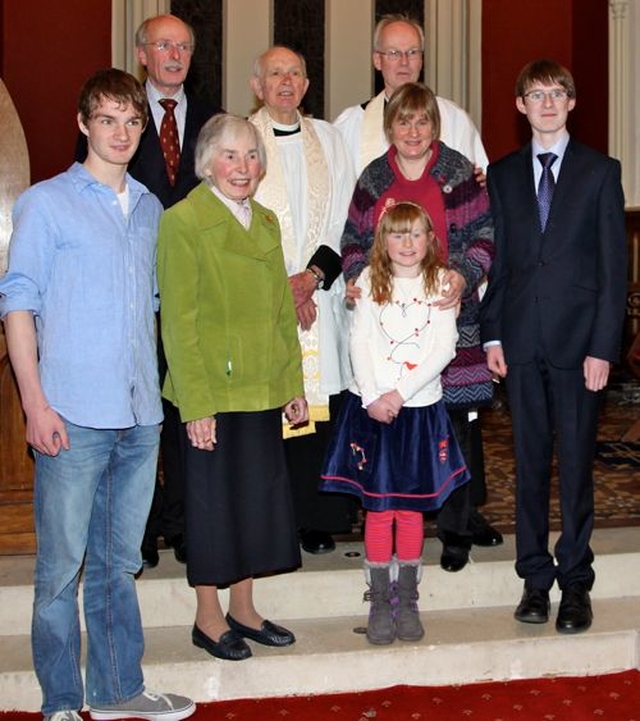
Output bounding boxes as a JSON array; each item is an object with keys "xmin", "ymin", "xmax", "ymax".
[
  {"xmin": 363, "ymin": 560, "xmax": 396, "ymax": 645},
  {"xmin": 395, "ymin": 560, "xmax": 425, "ymax": 642}
]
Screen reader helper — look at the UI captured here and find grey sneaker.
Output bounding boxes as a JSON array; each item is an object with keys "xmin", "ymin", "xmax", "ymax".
[
  {"xmin": 89, "ymin": 689, "xmax": 195, "ymax": 721},
  {"xmin": 44, "ymin": 713, "xmax": 83, "ymax": 721}
]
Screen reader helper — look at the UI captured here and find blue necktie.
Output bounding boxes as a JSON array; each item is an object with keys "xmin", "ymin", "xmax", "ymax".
[{"xmin": 537, "ymin": 152, "xmax": 557, "ymax": 231}]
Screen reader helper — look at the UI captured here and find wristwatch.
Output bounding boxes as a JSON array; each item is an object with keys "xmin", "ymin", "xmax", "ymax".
[{"xmin": 306, "ymin": 265, "xmax": 325, "ymax": 290}]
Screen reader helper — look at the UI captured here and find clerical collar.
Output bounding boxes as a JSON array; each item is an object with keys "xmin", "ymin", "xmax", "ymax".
[{"xmin": 272, "ymin": 119, "xmax": 301, "ymax": 137}]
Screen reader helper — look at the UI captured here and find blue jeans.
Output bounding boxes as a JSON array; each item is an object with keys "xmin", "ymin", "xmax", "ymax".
[{"xmin": 32, "ymin": 422, "xmax": 160, "ymax": 714}]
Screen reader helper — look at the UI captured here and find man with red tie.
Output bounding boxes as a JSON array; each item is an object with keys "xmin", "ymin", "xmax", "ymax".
[{"xmin": 133, "ymin": 14, "xmax": 219, "ymax": 567}]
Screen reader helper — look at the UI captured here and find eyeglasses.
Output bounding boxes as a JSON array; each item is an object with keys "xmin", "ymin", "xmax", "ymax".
[
  {"xmin": 143, "ymin": 40, "xmax": 194, "ymax": 54},
  {"xmin": 523, "ymin": 88, "xmax": 570, "ymax": 103},
  {"xmin": 376, "ymin": 48, "xmax": 423, "ymax": 62}
]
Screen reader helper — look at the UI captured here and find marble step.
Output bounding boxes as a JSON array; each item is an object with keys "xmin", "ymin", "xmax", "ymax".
[
  {"xmin": 1, "ymin": 527, "xmax": 639, "ymax": 712},
  {"xmin": 1, "ymin": 528, "xmax": 640, "ymax": 636},
  {"xmin": 2, "ymin": 597, "xmax": 639, "ymax": 712}
]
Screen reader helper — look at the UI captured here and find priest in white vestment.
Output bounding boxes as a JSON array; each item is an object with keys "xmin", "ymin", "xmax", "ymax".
[
  {"xmin": 250, "ymin": 46, "xmax": 356, "ymax": 555},
  {"xmin": 333, "ymin": 14, "xmax": 489, "ymax": 176}
]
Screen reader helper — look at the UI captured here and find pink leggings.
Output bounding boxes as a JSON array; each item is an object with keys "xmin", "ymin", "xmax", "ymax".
[{"xmin": 364, "ymin": 509, "xmax": 424, "ymax": 562}]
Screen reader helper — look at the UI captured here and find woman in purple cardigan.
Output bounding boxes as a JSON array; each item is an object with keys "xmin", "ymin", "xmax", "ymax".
[{"xmin": 341, "ymin": 82, "xmax": 495, "ymax": 574}]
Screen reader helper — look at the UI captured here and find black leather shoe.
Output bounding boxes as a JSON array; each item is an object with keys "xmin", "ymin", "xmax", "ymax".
[
  {"xmin": 556, "ymin": 586, "xmax": 593, "ymax": 634},
  {"xmin": 226, "ymin": 614, "xmax": 296, "ymax": 647},
  {"xmin": 165, "ymin": 533, "xmax": 187, "ymax": 564},
  {"xmin": 440, "ymin": 544, "xmax": 469, "ymax": 572},
  {"xmin": 192, "ymin": 624, "xmax": 252, "ymax": 660},
  {"xmin": 300, "ymin": 529, "xmax": 335, "ymax": 554},
  {"xmin": 469, "ymin": 511, "xmax": 504, "ymax": 547},
  {"xmin": 514, "ymin": 587, "xmax": 550, "ymax": 624},
  {"xmin": 141, "ymin": 538, "xmax": 159, "ymax": 569}
]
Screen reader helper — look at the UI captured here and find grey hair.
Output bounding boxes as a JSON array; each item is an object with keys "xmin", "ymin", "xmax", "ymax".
[
  {"xmin": 251, "ymin": 45, "xmax": 308, "ymax": 80},
  {"xmin": 373, "ymin": 13, "xmax": 425, "ymax": 52},
  {"xmin": 194, "ymin": 113, "xmax": 267, "ymax": 182},
  {"xmin": 135, "ymin": 14, "xmax": 195, "ymax": 49}
]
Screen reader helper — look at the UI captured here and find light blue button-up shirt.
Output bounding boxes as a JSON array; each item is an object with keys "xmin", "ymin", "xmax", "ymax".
[{"xmin": 0, "ymin": 163, "xmax": 164, "ymax": 429}]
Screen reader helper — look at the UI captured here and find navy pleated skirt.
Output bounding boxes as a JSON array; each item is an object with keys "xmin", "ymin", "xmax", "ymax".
[{"xmin": 320, "ymin": 391, "xmax": 470, "ymax": 512}]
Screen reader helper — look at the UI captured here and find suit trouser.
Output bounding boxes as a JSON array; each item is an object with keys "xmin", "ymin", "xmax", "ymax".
[
  {"xmin": 506, "ymin": 356, "xmax": 598, "ymax": 591},
  {"xmin": 145, "ymin": 400, "xmax": 187, "ymax": 542},
  {"xmin": 436, "ymin": 409, "xmax": 486, "ymax": 546},
  {"xmin": 285, "ymin": 392, "xmax": 356, "ymax": 534},
  {"xmin": 144, "ymin": 324, "xmax": 185, "ymax": 545},
  {"xmin": 437, "ymin": 409, "xmax": 476, "ymax": 548}
]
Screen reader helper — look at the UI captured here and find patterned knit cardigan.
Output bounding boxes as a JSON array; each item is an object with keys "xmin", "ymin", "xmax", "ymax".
[{"xmin": 341, "ymin": 141, "xmax": 495, "ymax": 409}]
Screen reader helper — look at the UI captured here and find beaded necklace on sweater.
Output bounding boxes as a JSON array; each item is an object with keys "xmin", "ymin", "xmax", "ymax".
[{"xmin": 379, "ymin": 277, "xmax": 433, "ymax": 381}]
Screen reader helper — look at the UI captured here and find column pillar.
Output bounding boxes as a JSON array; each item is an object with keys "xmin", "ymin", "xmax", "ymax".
[
  {"xmin": 425, "ymin": 0, "xmax": 483, "ymax": 130},
  {"xmin": 609, "ymin": 0, "xmax": 638, "ymax": 207}
]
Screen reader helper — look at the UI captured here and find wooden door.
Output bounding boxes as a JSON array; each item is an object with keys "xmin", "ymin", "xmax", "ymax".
[{"xmin": 0, "ymin": 78, "xmax": 35, "ymax": 554}]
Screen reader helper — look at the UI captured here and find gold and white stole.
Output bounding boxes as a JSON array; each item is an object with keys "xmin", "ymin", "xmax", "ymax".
[
  {"xmin": 250, "ymin": 107, "xmax": 331, "ymax": 434},
  {"xmin": 358, "ymin": 90, "xmax": 388, "ymax": 174}
]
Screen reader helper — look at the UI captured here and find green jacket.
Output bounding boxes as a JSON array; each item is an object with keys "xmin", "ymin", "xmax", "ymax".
[{"xmin": 157, "ymin": 182, "xmax": 304, "ymax": 422}]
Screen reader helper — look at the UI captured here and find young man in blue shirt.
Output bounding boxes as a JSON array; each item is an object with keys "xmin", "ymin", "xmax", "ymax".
[{"xmin": 0, "ymin": 68, "xmax": 194, "ymax": 721}]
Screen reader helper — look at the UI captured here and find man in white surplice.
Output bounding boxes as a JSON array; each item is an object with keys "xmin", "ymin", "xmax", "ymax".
[
  {"xmin": 249, "ymin": 46, "xmax": 356, "ymax": 555},
  {"xmin": 333, "ymin": 13, "xmax": 489, "ymax": 175}
]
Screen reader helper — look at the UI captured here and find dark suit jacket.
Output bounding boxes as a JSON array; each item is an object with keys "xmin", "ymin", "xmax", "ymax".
[
  {"xmin": 480, "ymin": 138, "xmax": 627, "ymax": 368},
  {"xmin": 75, "ymin": 93, "xmax": 219, "ymax": 209},
  {"xmin": 129, "ymin": 94, "xmax": 218, "ymax": 209}
]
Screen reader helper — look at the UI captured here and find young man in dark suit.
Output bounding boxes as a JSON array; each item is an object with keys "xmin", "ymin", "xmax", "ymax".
[
  {"xmin": 134, "ymin": 14, "xmax": 219, "ymax": 567},
  {"xmin": 481, "ymin": 59, "xmax": 627, "ymax": 634}
]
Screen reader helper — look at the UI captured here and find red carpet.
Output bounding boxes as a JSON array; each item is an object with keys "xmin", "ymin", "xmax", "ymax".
[{"xmin": 3, "ymin": 670, "xmax": 640, "ymax": 720}]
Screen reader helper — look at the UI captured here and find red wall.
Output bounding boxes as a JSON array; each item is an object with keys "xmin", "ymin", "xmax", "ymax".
[
  {"xmin": 0, "ymin": 0, "xmax": 111, "ymax": 183},
  {"xmin": 481, "ymin": 0, "xmax": 609, "ymax": 162}
]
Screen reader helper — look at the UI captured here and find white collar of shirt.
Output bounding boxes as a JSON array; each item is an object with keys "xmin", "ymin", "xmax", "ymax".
[
  {"xmin": 531, "ymin": 131, "xmax": 570, "ymax": 186},
  {"xmin": 210, "ymin": 185, "xmax": 252, "ymax": 229},
  {"xmin": 145, "ymin": 81, "xmax": 187, "ymax": 146},
  {"xmin": 116, "ymin": 183, "xmax": 130, "ymax": 217}
]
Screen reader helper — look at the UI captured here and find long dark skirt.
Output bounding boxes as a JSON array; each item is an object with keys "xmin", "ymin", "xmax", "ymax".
[
  {"xmin": 320, "ymin": 391, "xmax": 470, "ymax": 513},
  {"xmin": 184, "ymin": 409, "xmax": 301, "ymax": 587}
]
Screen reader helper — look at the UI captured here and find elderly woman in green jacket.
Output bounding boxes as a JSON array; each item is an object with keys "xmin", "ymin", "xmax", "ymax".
[{"xmin": 157, "ymin": 113, "xmax": 308, "ymax": 662}]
